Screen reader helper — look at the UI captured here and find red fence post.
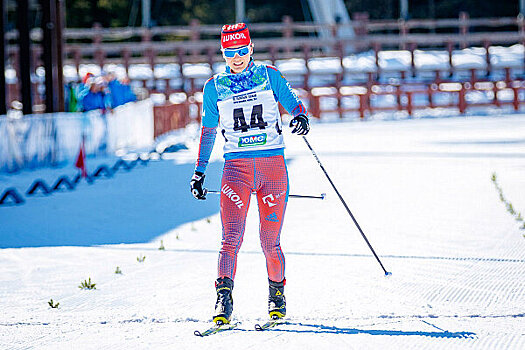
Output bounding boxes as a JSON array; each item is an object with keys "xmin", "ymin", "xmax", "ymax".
[
  {"xmin": 406, "ymin": 91, "xmax": 412, "ymax": 116},
  {"xmin": 410, "ymin": 42, "xmax": 417, "ymax": 77},
  {"xmin": 190, "ymin": 78, "xmax": 196, "ymax": 94},
  {"xmin": 367, "ymin": 72, "xmax": 375, "ymax": 88},
  {"xmin": 447, "ymin": 41, "xmax": 454, "ymax": 78},
  {"xmin": 31, "ymin": 46, "xmax": 41, "ymax": 76},
  {"xmin": 512, "ymin": 85, "xmax": 520, "ymax": 111},
  {"xmin": 366, "ymin": 86, "xmax": 372, "ymax": 115},
  {"xmin": 434, "ymin": 70, "xmax": 441, "ymax": 84},
  {"xmin": 352, "ymin": 12, "xmax": 369, "ymax": 52},
  {"xmin": 336, "ymin": 40, "xmax": 344, "ymax": 81},
  {"xmin": 493, "ymin": 81, "xmax": 500, "ymax": 107},
  {"xmin": 122, "ymin": 48, "xmax": 131, "ymax": 77},
  {"xmin": 142, "ymin": 28, "xmax": 155, "ymax": 74},
  {"xmin": 459, "ymin": 12, "xmax": 469, "ymax": 49},
  {"xmin": 196, "ymin": 99, "xmax": 203, "ymax": 122},
  {"xmin": 190, "ymin": 19, "xmax": 200, "ymax": 60},
  {"xmin": 352, "ymin": 12, "xmax": 369, "ymax": 36},
  {"xmin": 458, "ymin": 83, "xmax": 467, "ymax": 114},
  {"xmin": 164, "ymin": 78, "xmax": 171, "ymax": 98},
  {"xmin": 74, "ymin": 49, "xmax": 82, "ymax": 80},
  {"xmin": 177, "ymin": 47, "xmax": 185, "ymax": 90},
  {"xmin": 92, "ymin": 23, "xmax": 105, "ymax": 70},
  {"xmin": 308, "ymin": 92, "xmax": 320, "ymax": 118},
  {"xmin": 153, "ymin": 105, "xmax": 163, "ymax": 138},
  {"xmin": 270, "ymin": 45, "xmax": 277, "ymax": 66},
  {"xmin": 504, "ymin": 67, "xmax": 511, "ymax": 83},
  {"xmin": 398, "ymin": 18, "xmax": 407, "ymax": 50},
  {"xmin": 190, "ymin": 19, "xmax": 200, "ymax": 41},
  {"xmin": 396, "ymin": 85, "xmax": 402, "ymax": 111},
  {"xmin": 373, "ymin": 42, "xmax": 381, "ymax": 78},
  {"xmin": 302, "ymin": 44, "xmax": 310, "ymax": 90},
  {"xmin": 484, "ymin": 40, "xmax": 491, "ymax": 77},
  {"xmin": 358, "ymin": 94, "xmax": 366, "ymax": 119},
  {"xmin": 282, "ymin": 16, "xmax": 293, "ymax": 55},
  {"xmin": 334, "ymin": 43, "xmax": 343, "ymax": 89},
  {"xmin": 8, "ymin": 83, "xmax": 17, "ymax": 106},
  {"xmin": 470, "ymin": 68, "xmax": 477, "ymax": 85},
  {"xmin": 207, "ymin": 46, "xmax": 215, "ymax": 71},
  {"xmin": 428, "ymin": 84, "xmax": 435, "ymax": 108},
  {"xmin": 336, "ymin": 88, "xmax": 342, "ymax": 119},
  {"xmin": 8, "ymin": 46, "xmax": 20, "ymax": 104}
]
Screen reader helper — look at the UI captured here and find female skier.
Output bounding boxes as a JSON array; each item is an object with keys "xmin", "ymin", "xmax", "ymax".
[{"xmin": 190, "ymin": 23, "xmax": 310, "ymax": 325}]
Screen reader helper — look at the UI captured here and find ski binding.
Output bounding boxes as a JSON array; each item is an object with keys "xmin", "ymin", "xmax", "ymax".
[
  {"xmin": 254, "ymin": 316, "xmax": 285, "ymax": 331},
  {"xmin": 194, "ymin": 321, "xmax": 238, "ymax": 337}
]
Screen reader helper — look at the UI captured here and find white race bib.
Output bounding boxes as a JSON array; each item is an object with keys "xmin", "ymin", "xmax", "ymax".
[{"xmin": 214, "ymin": 65, "xmax": 284, "ymax": 154}]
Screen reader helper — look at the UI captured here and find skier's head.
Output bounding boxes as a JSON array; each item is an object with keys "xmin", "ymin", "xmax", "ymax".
[{"xmin": 221, "ymin": 23, "xmax": 253, "ymax": 74}]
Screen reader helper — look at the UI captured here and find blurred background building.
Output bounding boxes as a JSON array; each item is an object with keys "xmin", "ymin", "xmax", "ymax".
[{"xmin": 3, "ymin": 0, "xmax": 525, "ymax": 113}]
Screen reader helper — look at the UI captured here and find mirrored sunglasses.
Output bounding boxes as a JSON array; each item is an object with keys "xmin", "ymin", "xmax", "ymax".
[{"xmin": 222, "ymin": 45, "xmax": 250, "ymax": 58}]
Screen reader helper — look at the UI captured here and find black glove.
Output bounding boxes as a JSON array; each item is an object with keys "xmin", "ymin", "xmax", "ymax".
[
  {"xmin": 289, "ymin": 114, "xmax": 310, "ymax": 135},
  {"xmin": 190, "ymin": 171, "xmax": 207, "ymax": 200}
]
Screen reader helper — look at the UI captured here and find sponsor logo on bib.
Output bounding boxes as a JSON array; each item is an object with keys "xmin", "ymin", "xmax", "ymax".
[{"xmin": 238, "ymin": 133, "xmax": 267, "ymax": 147}]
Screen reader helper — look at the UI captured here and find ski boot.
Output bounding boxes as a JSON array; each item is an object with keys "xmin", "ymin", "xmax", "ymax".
[
  {"xmin": 213, "ymin": 277, "xmax": 234, "ymax": 325},
  {"xmin": 268, "ymin": 278, "xmax": 286, "ymax": 319}
]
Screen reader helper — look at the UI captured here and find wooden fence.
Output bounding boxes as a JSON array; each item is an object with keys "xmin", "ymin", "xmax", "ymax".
[
  {"xmin": 152, "ymin": 71, "xmax": 525, "ymax": 138},
  {"xmin": 6, "ymin": 14, "xmax": 525, "ymax": 88},
  {"xmin": 304, "ymin": 78, "xmax": 525, "ymax": 119},
  {"xmin": 153, "ymin": 101, "xmax": 193, "ymax": 138},
  {"xmin": 6, "ymin": 13, "xmax": 525, "ymax": 120}
]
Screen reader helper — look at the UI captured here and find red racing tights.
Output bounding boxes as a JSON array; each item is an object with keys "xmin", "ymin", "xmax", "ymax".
[{"xmin": 218, "ymin": 154, "xmax": 288, "ymax": 283}]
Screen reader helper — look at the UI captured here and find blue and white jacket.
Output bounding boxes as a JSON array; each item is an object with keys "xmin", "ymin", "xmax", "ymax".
[{"xmin": 195, "ymin": 60, "xmax": 308, "ymax": 174}]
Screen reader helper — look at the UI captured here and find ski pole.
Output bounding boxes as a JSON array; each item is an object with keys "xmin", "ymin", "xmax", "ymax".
[
  {"xmin": 207, "ymin": 190, "xmax": 326, "ymax": 200},
  {"xmin": 302, "ymin": 136, "xmax": 392, "ymax": 277}
]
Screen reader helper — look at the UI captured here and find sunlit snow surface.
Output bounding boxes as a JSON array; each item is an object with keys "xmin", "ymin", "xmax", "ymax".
[{"xmin": 1, "ymin": 114, "xmax": 525, "ymax": 349}]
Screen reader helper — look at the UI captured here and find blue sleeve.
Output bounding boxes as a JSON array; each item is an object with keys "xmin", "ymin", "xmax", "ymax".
[
  {"xmin": 202, "ymin": 78, "xmax": 220, "ymax": 128},
  {"xmin": 195, "ymin": 78, "xmax": 219, "ymax": 174},
  {"xmin": 195, "ymin": 126, "xmax": 217, "ymax": 174},
  {"xmin": 266, "ymin": 65, "xmax": 308, "ymax": 117}
]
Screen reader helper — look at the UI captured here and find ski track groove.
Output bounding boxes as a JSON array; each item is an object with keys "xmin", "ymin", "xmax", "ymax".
[
  {"xmin": 419, "ymin": 227, "xmax": 525, "ymax": 311},
  {"xmin": 6, "ymin": 252, "xmax": 523, "ymax": 349}
]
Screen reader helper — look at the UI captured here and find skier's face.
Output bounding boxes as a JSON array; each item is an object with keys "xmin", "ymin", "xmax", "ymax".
[{"xmin": 223, "ymin": 44, "xmax": 253, "ymax": 74}]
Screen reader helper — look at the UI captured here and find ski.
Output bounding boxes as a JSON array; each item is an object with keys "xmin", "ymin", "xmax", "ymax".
[
  {"xmin": 254, "ymin": 317, "xmax": 285, "ymax": 331},
  {"xmin": 194, "ymin": 322, "xmax": 238, "ymax": 337}
]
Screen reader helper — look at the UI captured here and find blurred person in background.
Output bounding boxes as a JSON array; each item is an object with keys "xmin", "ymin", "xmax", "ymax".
[
  {"xmin": 106, "ymin": 72, "xmax": 137, "ymax": 108},
  {"xmin": 78, "ymin": 76, "xmax": 112, "ymax": 113},
  {"xmin": 82, "ymin": 72, "xmax": 94, "ymax": 85},
  {"xmin": 64, "ymin": 81, "xmax": 79, "ymax": 112}
]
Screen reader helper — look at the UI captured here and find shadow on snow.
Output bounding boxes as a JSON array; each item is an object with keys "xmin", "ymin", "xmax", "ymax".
[
  {"xmin": 0, "ymin": 160, "xmax": 223, "ymax": 248},
  {"xmin": 268, "ymin": 322, "xmax": 476, "ymax": 339}
]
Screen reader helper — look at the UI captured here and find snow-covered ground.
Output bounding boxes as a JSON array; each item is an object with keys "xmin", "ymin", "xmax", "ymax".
[{"xmin": 1, "ymin": 114, "xmax": 525, "ymax": 349}]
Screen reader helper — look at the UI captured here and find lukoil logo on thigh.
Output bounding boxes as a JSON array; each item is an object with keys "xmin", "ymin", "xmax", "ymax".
[{"xmin": 238, "ymin": 133, "xmax": 267, "ymax": 147}]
